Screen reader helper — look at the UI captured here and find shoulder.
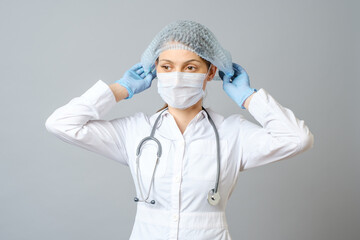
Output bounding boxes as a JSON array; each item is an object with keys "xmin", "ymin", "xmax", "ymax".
[
  {"xmin": 110, "ymin": 112, "xmax": 151, "ymax": 131},
  {"xmin": 205, "ymin": 107, "xmax": 247, "ymax": 128},
  {"xmin": 205, "ymin": 108, "xmax": 258, "ymax": 141}
]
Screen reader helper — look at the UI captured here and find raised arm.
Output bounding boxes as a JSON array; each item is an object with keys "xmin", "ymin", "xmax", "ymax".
[
  {"xmin": 45, "ymin": 80, "xmax": 130, "ymax": 165},
  {"xmin": 45, "ymin": 63, "xmax": 156, "ymax": 165},
  {"xmin": 239, "ymin": 88, "xmax": 314, "ymax": 171},
  {"xmin": 219, "ymin": 63, "xmax": 314, "ymax": 171}
]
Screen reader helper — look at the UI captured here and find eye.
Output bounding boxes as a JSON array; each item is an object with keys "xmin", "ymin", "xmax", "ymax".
[
  {"xmin": 161, "ymin": 65, "xmax": 171, "ymax": 70},
  {"xmin": 187, "ymin": 65, "xmax": 197, "ymax": 71}
]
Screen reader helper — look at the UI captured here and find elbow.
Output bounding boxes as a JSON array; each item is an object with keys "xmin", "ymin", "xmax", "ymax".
[
  {"xmin": 45, "ymin": 115, "xmax": 73, "ymax": 142},
  {"xmin": 45, "ymin": 113, "xmax": 86, "ymax": 141},
  {"xmin": 45, "ymin": 114, "xmax": 61, "ymax": 135},
  {"xmin": 45, "ymin": 115, "xmax": 55, "ymax": 133},
  {"xmin": 298, "ymin": 129, "xmax": 314, "ymax": 152}
]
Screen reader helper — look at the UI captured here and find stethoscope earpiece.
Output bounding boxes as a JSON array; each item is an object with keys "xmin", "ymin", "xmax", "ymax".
[{"xmin": 133, "ymin": 197, "xmax": 155, "ymax": 204}]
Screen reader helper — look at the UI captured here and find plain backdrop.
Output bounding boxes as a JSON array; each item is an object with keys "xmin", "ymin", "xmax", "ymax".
[{"xmin": 1, "ymin": 0, "xmax": 359, "ymax": 239}]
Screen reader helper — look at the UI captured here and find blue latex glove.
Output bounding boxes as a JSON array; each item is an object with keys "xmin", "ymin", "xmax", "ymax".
[
  {"xmin": 219, "ymin": 63, "xmax": 257, "ymax": 109},
  {"xmin": 115, "ymin": 63, "xmax": 156, "ymax": 99}
]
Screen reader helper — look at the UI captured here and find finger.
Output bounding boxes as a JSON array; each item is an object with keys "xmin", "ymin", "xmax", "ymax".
[
  {"xmin": 218, "ymin": 70, "xmax": 225, "ymax": 80},
  {"xmin": 232, "ymin": 63, "xmax": 243, "ymax": 73},
  {"xmin": 223, "ymin": 74, "xmax": 231, "ymax": 84},
  {"xmin": 233, "ymin": 63, "xmax": 248, "ymax": 76},
  {"xmin": 152, "ymin": 68, "xmax": 157, "ymax": 78},
  {"xmin": 140, "ymin": 72, "xmax": 146, "ymax": 78},
  {"xmin": 144, "ymin": 63, "xmax": 156, "ymax": 76},
  {"xmin": 219, "ymin": 70, "xmax": 233, "ymax": 83},
  {"xmin": 131, "ymin": 63, "xmax": 143, "ymax": 71},
  {"xmin": 136, "ymin": 68, "xmax": 144, "ymax": 75},
  {"xmin": 145, "ymin": 72, "xmax": 155, "ymax": 83},
  {"xmin": 142, "ymin": 63, "xmax": 155, "ymax": 75}
]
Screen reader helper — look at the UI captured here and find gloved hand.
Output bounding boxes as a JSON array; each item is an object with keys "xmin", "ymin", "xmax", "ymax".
[
  {"xmin": 115, "ymin": 63, "xmax": 156, "ymax": 99},
  {"xmin": 219, "ymin": 63, "xmax": 257, "ymax": 109}
]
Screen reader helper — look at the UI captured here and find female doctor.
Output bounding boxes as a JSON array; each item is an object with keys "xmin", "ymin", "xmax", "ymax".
[{"xmin": 45, "ymin": 20, "xmax": 314, "ymax": 240}]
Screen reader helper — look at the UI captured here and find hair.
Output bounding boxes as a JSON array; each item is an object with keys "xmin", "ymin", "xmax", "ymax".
[{"xmin": 156, "ymin": 57, "xmax": 211, "ymax": 112}]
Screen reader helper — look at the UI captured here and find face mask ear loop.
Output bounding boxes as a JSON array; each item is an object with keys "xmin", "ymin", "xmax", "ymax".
[
  {"xmin": 204, "ymin": 64, "xmax": 213, "ymax": 82},
  {"xmin": 202, "ymin": 64, "xmax": 212, "ymax": 106}
]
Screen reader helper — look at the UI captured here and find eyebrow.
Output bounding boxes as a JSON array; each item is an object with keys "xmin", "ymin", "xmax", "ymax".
[{"xmin": 159, "ymin": 59, "xmax": 202, "ymax": 64}]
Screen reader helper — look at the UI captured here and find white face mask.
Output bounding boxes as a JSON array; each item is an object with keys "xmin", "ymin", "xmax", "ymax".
[{"xmin": 157, "ymin": 65, "xmax": 212, "ymax": 109}]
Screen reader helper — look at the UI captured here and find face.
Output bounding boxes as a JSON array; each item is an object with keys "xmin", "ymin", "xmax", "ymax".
[{"xmin": 155, "ymin": 49, "xmax": 217, "ymax": 90}]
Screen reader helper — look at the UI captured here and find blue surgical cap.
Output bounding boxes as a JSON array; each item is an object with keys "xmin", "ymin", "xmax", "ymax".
[{"xmin": 141, "ymin": 20, "xmax": 234, "ymax": 80}]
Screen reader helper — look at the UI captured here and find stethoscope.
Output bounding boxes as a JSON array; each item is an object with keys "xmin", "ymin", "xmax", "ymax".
[{"xmin": 133, "ymin": 107, "xmax": 221, "ymax": 206}]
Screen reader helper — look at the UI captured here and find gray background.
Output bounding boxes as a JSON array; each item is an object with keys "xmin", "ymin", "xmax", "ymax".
[{"xmin": 1, "ymin": 0, "xmax": 359, "ymax": 239}]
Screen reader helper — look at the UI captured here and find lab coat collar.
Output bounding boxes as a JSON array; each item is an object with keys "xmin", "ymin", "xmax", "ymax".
[
  {"xmin": 202, "ymin": 107, "xmax": 225, "ymax": 130},
  {"xmin": 148, "ymin": 107, "xmax": 224, "ymax": 140}
]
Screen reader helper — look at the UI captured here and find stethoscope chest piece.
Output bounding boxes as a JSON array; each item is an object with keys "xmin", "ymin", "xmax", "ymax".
[{"xmin": 207, "ymin": 189, "xmax": 221, "ymax": 206}]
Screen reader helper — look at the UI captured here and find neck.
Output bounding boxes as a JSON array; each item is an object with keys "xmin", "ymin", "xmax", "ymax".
[{"xmin": 168, "ymin": 99, "xmax": 203, "ymax": 134}]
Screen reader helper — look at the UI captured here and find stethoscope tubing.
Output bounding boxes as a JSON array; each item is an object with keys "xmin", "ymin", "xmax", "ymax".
[
  {"xmin": 134, "ymin": 107, "xmax": 221, "ymax": 205},
  {"xmin": 202, "ymin": 107, "xmax": 220, "ymax": 194}
]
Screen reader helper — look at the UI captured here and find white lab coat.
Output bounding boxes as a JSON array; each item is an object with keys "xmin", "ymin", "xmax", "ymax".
[{"xmin": 45, "ymin": 80, "xmax": 314, "ymax": 240}]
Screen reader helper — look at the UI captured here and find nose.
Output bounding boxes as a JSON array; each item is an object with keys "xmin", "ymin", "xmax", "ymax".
[{"xmin": 173, "ymin": 72, "xmax": 182, "ymax": 84}]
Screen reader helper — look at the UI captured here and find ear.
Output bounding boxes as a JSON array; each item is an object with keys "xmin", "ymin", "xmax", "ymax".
[
  {"xmin": 207, "ymin": 65, "xmax": 218, "ymax": 81},
  {"xmin": 154, "ymin": 59, "xmax": 160, "ymax": 71}
]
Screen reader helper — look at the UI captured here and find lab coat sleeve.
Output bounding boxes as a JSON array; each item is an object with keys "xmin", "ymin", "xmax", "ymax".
[
  {"xmin": 239, "ymin": 88, "xmax": 314, "ymax": 171},
  {"xmin": 45, "ymin": 80, "xmax": 129, "ymax": 166}
]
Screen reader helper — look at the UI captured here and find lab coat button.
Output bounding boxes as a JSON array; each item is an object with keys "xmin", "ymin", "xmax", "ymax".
[
  {"xmin": 172, "ymin": 214, "xmax": 179, "ymax": 222},
  {"xmin": 175, "ymin": 175, "xmax": 181, "ymax": 183}
]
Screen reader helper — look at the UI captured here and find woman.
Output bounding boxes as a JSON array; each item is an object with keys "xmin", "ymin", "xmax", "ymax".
[{"xmin": 46, "ymin": 20, "xmax": 314, "ymax": 240}]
